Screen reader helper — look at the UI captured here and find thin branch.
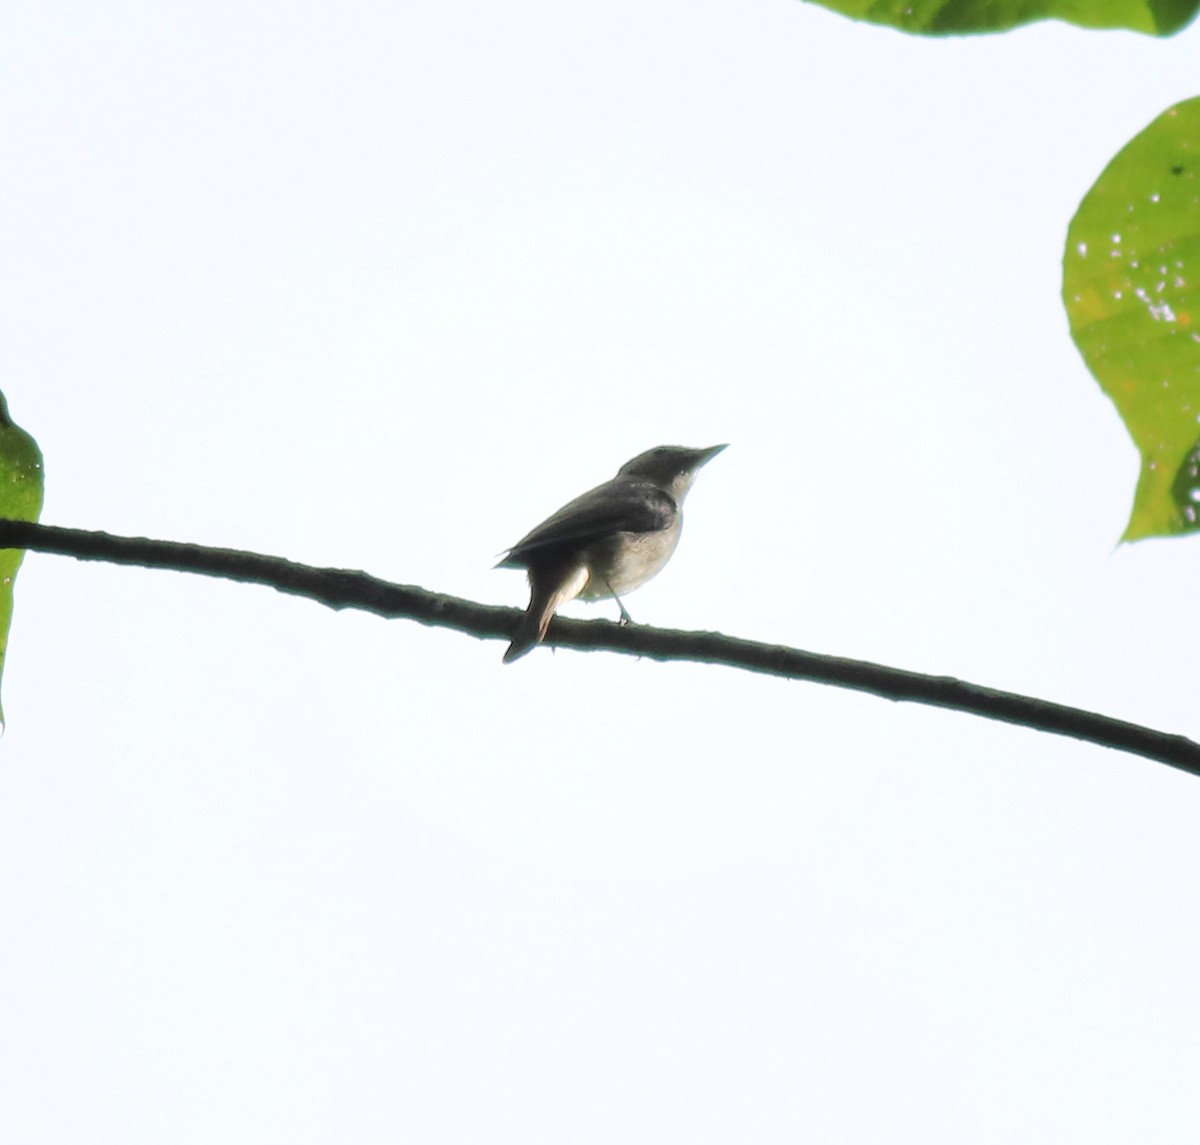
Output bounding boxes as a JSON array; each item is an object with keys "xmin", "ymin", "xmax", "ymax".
[{"xmin": 1, "ymin": 518, "xmax": 1197, "ymax": 778}]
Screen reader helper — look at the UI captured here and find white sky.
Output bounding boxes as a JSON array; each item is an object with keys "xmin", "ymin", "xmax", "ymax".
[{"xmin": 3, "ymin": 1, "xmax": 1200, "ymax": 1141}]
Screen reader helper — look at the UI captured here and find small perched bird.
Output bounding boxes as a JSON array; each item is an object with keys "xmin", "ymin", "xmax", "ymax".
[{"xmin": 497, "ymin": 443, "xmax": 727, "ymax": 662}]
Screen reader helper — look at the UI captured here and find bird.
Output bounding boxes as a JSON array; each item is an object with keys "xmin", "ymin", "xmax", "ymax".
[{"xmin": 497, "ymin": 443, "xmax": 727, "ymax": 662}]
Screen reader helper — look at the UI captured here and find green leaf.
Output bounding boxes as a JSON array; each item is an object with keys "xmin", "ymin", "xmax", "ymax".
[
  {"xmin": 0, "ymin": 393, "xmax": 44, "ymax": 727},
  {"xmin": 1063, "ymin": 97, "xmax": 1200, "ymax": 541},
  {"xmin": 803, "ymin": 0, "xmax": 1197, "ymax": 35}
]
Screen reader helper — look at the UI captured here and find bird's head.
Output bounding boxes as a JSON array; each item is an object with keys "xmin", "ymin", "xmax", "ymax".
[{"xmin": 617, "ymin": 443, "xmax": 727, "ymax": 501}]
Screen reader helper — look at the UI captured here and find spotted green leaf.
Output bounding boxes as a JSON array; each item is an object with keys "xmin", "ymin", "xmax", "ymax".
[
  {"xmin": 803, "ymin": 0, "xmax": 1196, "ymax": 35},
  {"xmin": 0, "ymin": 394, "xmax": 44, "ymax": 726},
  {"xmin": 1063, "ymin": 98, "xmax": 1200, "ymax": 541}
]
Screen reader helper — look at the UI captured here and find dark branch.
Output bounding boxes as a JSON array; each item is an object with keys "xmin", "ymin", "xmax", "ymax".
[{"xmin": 1, "ymin": 518, "xmax": 1197, "ymax": 778}]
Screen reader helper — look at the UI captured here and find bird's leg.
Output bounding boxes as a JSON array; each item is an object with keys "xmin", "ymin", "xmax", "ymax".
[{"xmin": 604, "ymin": 580, "xmax": 634, "ymax": 626}]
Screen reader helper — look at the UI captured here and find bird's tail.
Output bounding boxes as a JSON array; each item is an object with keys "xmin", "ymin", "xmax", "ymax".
[
  {"xmin": 503, "ymin": 603, "xmax": 554, "ymax": 663},
  {"xmin": 503, "ymin": 564, "xmax": 589, "ymax": 663}
]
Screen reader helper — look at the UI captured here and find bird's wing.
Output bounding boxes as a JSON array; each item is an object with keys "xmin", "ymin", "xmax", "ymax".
[{"xmin": 499, "ymin": 479, "xmax": 676, "ymax": 566}]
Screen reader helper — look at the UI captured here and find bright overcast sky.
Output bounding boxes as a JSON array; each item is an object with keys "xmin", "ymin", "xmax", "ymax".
[{"xmin": 3, "ymin": 2, "xmax": 1200, "ymax": 1141}]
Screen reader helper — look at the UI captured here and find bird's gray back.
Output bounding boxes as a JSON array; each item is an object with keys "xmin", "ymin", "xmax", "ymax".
[{"xmin": 500, "ymin": 478, "xmax": 678, "ymax": 568}]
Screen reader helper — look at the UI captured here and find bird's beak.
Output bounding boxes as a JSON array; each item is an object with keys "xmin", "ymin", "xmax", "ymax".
[{"xmin": 695, "ymin": 443, "xmax": 728, "ymax": 467}]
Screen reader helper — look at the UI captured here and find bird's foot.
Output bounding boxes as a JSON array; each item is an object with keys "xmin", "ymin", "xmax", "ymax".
[{"xmin": 603, "ymin": 580, "xmax": 634, "ymax": 626}]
